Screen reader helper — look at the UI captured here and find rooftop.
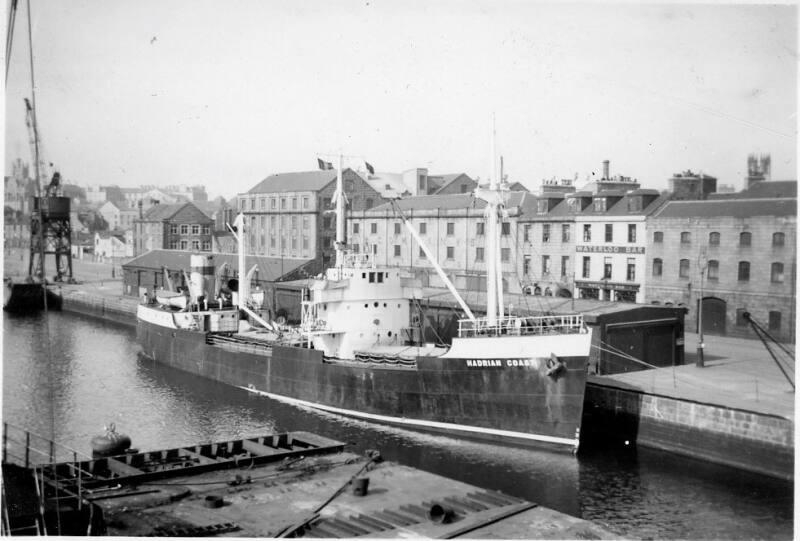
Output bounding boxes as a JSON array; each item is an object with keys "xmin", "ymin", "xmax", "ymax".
[
  {"xmin": 247, "ymin": 170, "xmax": 341, "ymax": 194},
  {"xmin": 652, "ymin": 197, "xmax": 797, "ymax": 219}
]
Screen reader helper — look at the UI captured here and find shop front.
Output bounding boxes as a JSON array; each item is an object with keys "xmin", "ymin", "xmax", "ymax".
[{"xmin": 576, "ymin": 279, "xmax": 639, "ymax": 303}]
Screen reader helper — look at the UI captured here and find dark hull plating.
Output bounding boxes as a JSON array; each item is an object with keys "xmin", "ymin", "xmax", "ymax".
[{"xmin": 137, "ymin": 319, "xmax": 589, "ymax": 449}]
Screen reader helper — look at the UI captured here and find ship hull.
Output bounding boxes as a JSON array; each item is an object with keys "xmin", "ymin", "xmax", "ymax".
[{"xmin": 137, "ymin": 318, "xmax": 589, "ymax": 450}]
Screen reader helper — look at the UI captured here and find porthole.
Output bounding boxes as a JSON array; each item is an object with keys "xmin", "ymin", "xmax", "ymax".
[
  {"xmin": 374, "ymin": 302, "xmax": 379, "ymax": 307},
  {"xmin": 364, "ymin": 303, "xmax": 368, "ymax": 308},
  {"xmin": 383, "ymin": 303, "xmax": 387, "ymax": 307},
  {"xmin": 388, "ymin": 331, "xmax": 392, "ymax": 337}
]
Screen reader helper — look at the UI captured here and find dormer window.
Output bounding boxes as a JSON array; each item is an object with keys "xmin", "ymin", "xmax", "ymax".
[
  {"xmin": 567, "ymin": 198, "xmax": 580, "ymax": 212},
  {"xmin": 593, "ymin": 198, "xmax": 607, "ymax": 212},
  {"xmin": 537, "ymin": 200, "xmax": 549, "ymax": 214},
  {"xmin": 627, "ymin": 197, "xmax": 642, "ymax": 212}
]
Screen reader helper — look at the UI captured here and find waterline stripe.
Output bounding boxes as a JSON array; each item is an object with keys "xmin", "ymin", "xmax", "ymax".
[{"xmin": 236, "ymin": 385, "xmax": 578, "ymax": 448}]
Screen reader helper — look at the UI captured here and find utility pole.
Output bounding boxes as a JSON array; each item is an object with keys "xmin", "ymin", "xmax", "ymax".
[{"xmin": 696, "ymin": 248, "xmax": 708, "ymax": 368}]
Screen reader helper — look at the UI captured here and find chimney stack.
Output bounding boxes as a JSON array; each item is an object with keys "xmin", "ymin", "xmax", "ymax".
[{"xmin": 602, "ymin": 160, "xmax": 610, "ymax": 180}]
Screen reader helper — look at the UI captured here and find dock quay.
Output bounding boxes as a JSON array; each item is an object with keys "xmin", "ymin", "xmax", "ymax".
[
  {"xmin": 1, "ymin": 425, "xmax": 616, "ymax": 538},
  {"xmin": 50, "ymin": 280, "xmax": 794, "ymax": 480},
  {"xmin": 583, "ymin": 332, "xmax": 794, "ymax": 480}
]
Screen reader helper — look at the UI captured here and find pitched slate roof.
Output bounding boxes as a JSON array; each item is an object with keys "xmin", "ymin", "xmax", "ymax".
[
  {"xmin": 738, "ymin": 180, "xmax": 796, "ymax": 199},
  {"xmin": 431, "ymin": 173, "xmax": 473, "ymax": 194},
  {"xmin": 141, "ymin": 203, "xmax": 186, "ymax": 221},
  {"xmin": 122, "ymin": 249, "xmax": 314, "ymax": 281},
  {"xmin": 368, "ymin": 191, "xmax": 528, "ymax": 213},
  {"xmin": 247, "ymin": 170, "xmax": 340, "ymax": 194},
  {"xmin": 653, "ymin": 197, "xmax": 797, "ymax": 219}
]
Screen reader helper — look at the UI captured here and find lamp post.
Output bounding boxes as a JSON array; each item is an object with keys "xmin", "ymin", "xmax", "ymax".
[{"xmin": 696, "ymin": 249, "xmax": 708, "ymax": 367}]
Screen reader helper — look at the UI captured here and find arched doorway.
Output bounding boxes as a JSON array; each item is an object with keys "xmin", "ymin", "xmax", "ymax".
[{"xmin": 699, "ymin": 296, "xmax": 726, "ymax": 336}]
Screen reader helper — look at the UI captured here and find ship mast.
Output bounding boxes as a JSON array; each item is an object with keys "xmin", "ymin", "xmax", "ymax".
[
  {"xmin": 475, "ymin": 115, "xmax": 505, "ymax": 325},
  {"xmin": 332, "ymin": 154, "xmax": 346, "ymax": 267}
]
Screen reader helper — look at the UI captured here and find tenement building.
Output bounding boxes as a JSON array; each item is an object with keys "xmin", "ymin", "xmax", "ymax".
[
  {"xmin": 238, "ymin": 169, "xmax": 384, "ymax": 270},
  {"xmin": 646, "ymin": 188, "xmax": 796, "ymax": 342},
  {"xmin": 347, "ymin": 192, "xmax": 528, "ymax": 293},
  {"xmin": 572, "ymin": 188, "xmax": 665, "ymax": 303}
]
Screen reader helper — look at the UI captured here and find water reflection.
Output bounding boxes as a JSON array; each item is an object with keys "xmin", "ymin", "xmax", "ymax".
[{"xmin": 3, "ymin": 311, "xmax": 793, "ymax": 540}]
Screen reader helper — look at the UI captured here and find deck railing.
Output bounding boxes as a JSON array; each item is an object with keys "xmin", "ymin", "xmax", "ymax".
[{"xmin": 458, "ymin": 313, "xmax": 586, "ymax": 338}]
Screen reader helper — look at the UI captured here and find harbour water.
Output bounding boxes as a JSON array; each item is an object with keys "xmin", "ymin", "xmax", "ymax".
[{"xmin": 3, "ymin": 311, "xmax": 793, "ymax": 539}]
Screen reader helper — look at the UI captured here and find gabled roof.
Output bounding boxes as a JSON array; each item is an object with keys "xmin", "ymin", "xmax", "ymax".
[
  {"xmin": 122, "ymin": 250, "xmax": 314, "ymax": 281},
  {"xmin": 141, "ymin": 203, "xmax": 186, "ymax": 221},
  {"xmin": 652, "ymin": 197, "xmax": 797, "ymax": 219},
  {"xmin": 431, "ymin": 173, "xmax": 472, "ymax": 194},
  {"xmin": 247, "ymin": 170, "xmax": 341, "ymax": 194}
]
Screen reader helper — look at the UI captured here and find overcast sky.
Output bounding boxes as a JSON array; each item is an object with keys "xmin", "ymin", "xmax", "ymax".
[{"xmin": 4, "ymin": 1, "xmax": 797, "ymax": 200}]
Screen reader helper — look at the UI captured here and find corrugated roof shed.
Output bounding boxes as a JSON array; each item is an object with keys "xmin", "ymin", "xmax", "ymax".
[
  {"xmin": 653, "ymin": 197, "xmax": 797, "ymax": 219},
  {"xmin": 247, "ymin": 170, "xmax": 340, "ymax": 194},
  {"xmin": 122, "ymin": 250, "xmax": 314, "ymax": 281}
]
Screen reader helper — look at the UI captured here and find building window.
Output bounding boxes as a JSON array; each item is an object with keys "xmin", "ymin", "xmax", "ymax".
[
  {"xmin": 582, "ymin": 256, "xmax": 591, "ymax": 278},
  {"xmin": 180, "ymin": 224, "xmax": 189, "ymax": 235},
  {"xmin": 654, "ymin": 231, "xmax": 663, "ymax": 243},
  {"xmin": 394, "ymin": 245, "xmax": 401, "ymax": 257},
  {"xmin": 542, "ymin": 255, "xmax": 551, "ymax": 275},
  {"xmin": 302, "ymin": 196, "xmax": 309, "ymax": 209},
  {"xmin": 523, "ymin": 255, "xmax": 530, "ymax": 275},
  {"xmin": 628, "ymin": 224, "xmax": 636, "ymax": 243},
  {"xmin": 561, "ymin": 255, "xmax": 569, "ymax": 277},
  {"xmin": 323, "ymin": 237, "xmax": 331, "ymax": 249},
  {"xmin": 270, "ymin": 237, "xmax": 276, "ymax": 248},
  {"xmin": 769, "ymin": 311, "xmax": 782, "ymax": 331},
  {"xmin": 593, "ymin": 198, "xmax": 606, "ymax": 212},
  {"xmin": 680, "ymin": 231, "xmax": 691, "ymax": 244},
  {"xmin": 501, "ymin": 248, "xmax": 510, "ymax": 262},
  {"xmin": 180, "ymin": 240, "xmax": 188, "ymax": 250},
  {"xmin": 583, "ymin": 224, "xmax": 591, "ymax": 242},
  {"xmin": 501, "ymin": 222, "xmax": 510, "ymax": 236},
  {"xmin": 169, "ymin": 240, "xmax": 178, "ymax": 249},
  {"xmin": 603, "ymin": 257, "xmax": 612, "ymax": 279},
  {"xmin": 709, "ymin": 232, "xmax": 720, "ymax": 245},
  {"xmin": 740, "ymin": 231, "xmax": 751, "ymax": 246},
  {"xmin": 271, "ymin": 198, "xmax": 277, "ymax": 209},
  {"xmin": 419, "ymin": 222, "xmax": 427, "ymax": 235},
  {"xmin": 562, "ymin": 224, "xmax": 570, "ymax": 243},
  {"xmin": 542, "ymin": 224, "xmax": 550, "ymax": 242},
  {"xmin": 537, "ymin": 199, "xmax": 549, "ymax": 214},
  {"xmin": 353, "ymin": 222, "xmax": 360, "ymax": 234},
  {"xmin": 394, "ymin": 222, "xmax": 401, "ymax": 235},
  {"xmin": 626, "ymin": 258, "xmax": 635, "ymax": 281},
  {"xmin": 605, "ymin": 224, "xmax": 613, "ymax": 242},
  {"xmin": 291, "ymin": 238, "xmax": 297, "ymax": 249},
  {"xmin": 280, "ymin": 198, "xmax": 286, "ymax": 209},
  {"xmin": 476, "ymin": 247, "xmax": 484, "ymax": 262},
  {"xmin": 202, "ymin": 241, "xmax": 211, "ymax": 251},
  {"xmin": 366, "ymin": 198, "xmax": 374, "ymax": 209},
  {"xmin": 303, "ymin": 237, "xmax": 309, "ymax": 249},
  {"xmin": 477, "ymin": 222, "xmax": 485, "ymax": 236},
  {"xmin": 736, "ymin": 309, "xmax": 749, "ymax": 327},
  {"xmin": 322, "ymin": 197, "xmax": 331, "ymax": 209},
  {"xmin": 303, "ymin": 216, "xmax": 309, "ymax": 230},
  {"xmin": 738, "ymin": 261, "xmax": 750, "ymax": 281},
  {"xmin": 653, "ymin": 258, "xmax": 662, "ymax": 277},
  {"xmin": 446, "ymin": 222, "xmax": 455, "ymax": 236},
  {"xmin": 202, "ymin": 225, "xmax": 210, "ymax": 235},
  {"xmin": 250, "ymin": 198, "xmax": 255, "ymax": 210},
  {"xmin": 352, "ymin": 243, "xmax": 359, "ymax": 253},
  {"xmin": 707, "ymin": 260, "xmax": 719, "ymax": 280},
  {"xmin": 522, "ymin": 224, "xmax": 529, "ymax": 242},
  {"xmin": 170, "ymin": 224, "xmax": 178, "ymax": 235},
  {"xmin": 290, "ymin": 197, "xmax": 296, "ymax": 210},
  {"xmin": 773, "ymin": 232, "xmax": 785, "ymax": 247},
  {"xmin": 291, "ymin": 216, "xmax": 297, "ymax": 230},
  {"xmin": 323, "ymin": 216, "xmax": 331, "ymax": 229},
  {"xmin": 446, "ymin": 246, "xmax": 455, "ymax": 260},
  {"xmin": 370, "ymin": 222, "xmax": 377, "ymax": 234},
  {"xmin": 771, "ymin": 262, "xmax": 784, "ymax": 283},
  {"xmin": 260, "ymin": 198, "xmax": 266, "ymax": 210},
  {"xmin": 192, "ymin": 240, "xmax": 200, "ymax": 251},
  {"xmin": 679, "ymin": 259, "xmax": 690, "ymax": 278},
  {"xmin": 419, "ymin": 247, "xmax": 426, "ymax": 259}
]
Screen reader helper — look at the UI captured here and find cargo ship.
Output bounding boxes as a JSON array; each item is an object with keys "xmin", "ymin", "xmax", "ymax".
[{"xmin": 137, "ymin": 151, "xmax": 593, "ymax": 451}]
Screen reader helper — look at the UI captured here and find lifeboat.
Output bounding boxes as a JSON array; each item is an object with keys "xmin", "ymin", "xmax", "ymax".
[{"xmin": 90, "ymin": 423, "xmax": 132, "ymax": 456}]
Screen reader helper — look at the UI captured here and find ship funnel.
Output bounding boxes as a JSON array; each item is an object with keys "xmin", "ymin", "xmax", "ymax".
[{"xmin": 190, "ymin": 254, "xmax": 215, "ymax": 302}]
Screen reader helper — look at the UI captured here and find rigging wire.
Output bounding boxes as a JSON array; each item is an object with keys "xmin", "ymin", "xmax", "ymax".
[{"xmin": 5, "ymin": 0, "xmax": 17, "ymax": 83}]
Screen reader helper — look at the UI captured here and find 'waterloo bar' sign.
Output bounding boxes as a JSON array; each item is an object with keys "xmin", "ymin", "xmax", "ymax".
[{"xmin": 576, "ymin": 245, "xmax": 645, "ymax": 254}]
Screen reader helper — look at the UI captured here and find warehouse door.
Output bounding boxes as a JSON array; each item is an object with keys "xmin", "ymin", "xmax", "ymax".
[{"xmin": 700, "ymin": 297, "xmax": 726, "ymax": 336}]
